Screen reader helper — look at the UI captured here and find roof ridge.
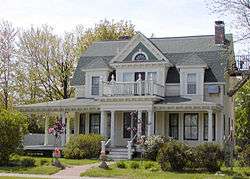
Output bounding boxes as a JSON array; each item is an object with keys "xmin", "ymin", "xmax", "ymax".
[{"xmin": 92, "ymin": 33, "xmax": 233, "ymax": 43}]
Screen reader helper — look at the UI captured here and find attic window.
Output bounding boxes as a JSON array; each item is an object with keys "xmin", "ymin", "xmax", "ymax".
[{"xmin": 132, "ymin": 49, "xmax": 148, "ymax": 61}]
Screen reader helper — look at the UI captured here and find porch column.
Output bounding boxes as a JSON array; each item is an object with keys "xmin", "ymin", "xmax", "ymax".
[
  {"xmin": 85, "ymin": 113, "xmax": 90, "ymax": 134},
  {"xmin": 61, "ymin": 112, "xmax": 66, "ymax": 146},
  {"xmin": 208, "ymin": 110, "xmax": 213, "ymax": 142},
  {"xmin": 137, "ymin": 110, "xmax": 142, "ymax": 138},
  {"xmin": 74, "ymin": 112, "xmax": 79, "ymax": 134},
  {"xmin": 148, "ymin": 109, "xmax": 154, "ymax": 136},
  {"xmin": 66, "ymin": 116, "xmax": 70, "ymax": 143},
  {"xmin": 110, "ymin": 110, "xmax": 115, "ymax": 147},
  {"xmin": 44, "ymin": 115, "xmax": 49, "ymax": 146},
  {"xmin": 100, "ymin": 110, "xmax": 107, "ymax": 138}
]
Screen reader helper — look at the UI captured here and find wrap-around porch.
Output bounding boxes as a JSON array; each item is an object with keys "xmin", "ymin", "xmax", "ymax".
[{"xmin": 17, "ymin": 97, "xmax": 224, "ymax": 150}]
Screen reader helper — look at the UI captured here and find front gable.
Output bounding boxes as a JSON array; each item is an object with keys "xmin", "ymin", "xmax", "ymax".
[
  {"xmin": 123, "ymin": 42, "xmax": 159, "ymax": 62},
  {"xmin": 110, "ymin": 32, "xmax": 172, "ymax": 66}
]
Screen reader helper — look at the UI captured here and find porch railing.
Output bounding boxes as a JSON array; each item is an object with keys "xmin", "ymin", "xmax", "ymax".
[
  {"xmin": 101, "ymin": 74, "xmax": 165, "ymax": 97},
  {"xmin": 236, "ymin": 55, "xmax": 250, "ymax": 71}
]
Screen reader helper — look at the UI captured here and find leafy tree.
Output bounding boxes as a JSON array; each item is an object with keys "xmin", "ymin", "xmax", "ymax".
[
  {"xmin": 0, "ymin": 109, "xmax": 28, "ymax": 165},
  {"xmin": 74, "ymin": 20, "xmax": 135, "ymax": 58},
  {"xmin": 235, "ymin": 81, "xmax": 250, "ymax": 142},
  {"xmin": 0, "ymin": 20, "xmax": 17, "ymax": 109},
  {"xmin": 208, "ymin": 0, "xmax": 250, "ymax": 41}
]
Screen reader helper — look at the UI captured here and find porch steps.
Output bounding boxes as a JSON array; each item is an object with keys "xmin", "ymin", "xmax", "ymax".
[{"xmin": 107, "ymin": 147, "xmax": 130, "ymax": 161}]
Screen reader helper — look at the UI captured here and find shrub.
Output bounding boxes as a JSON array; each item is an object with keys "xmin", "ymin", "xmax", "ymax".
[
  {"xmin": 63, "ymin": 134, "xmax": 104, "ymax": 159},
  {"xmin": 0, "ymin": 110, "xmax": 28, "ymax": 165},
  {"xmin": 20, "ymin": 157, "xmax": 35, "ymax": 167},
  {"xmin": 157, "ymin": 140, "xmax": 189, "ymax": 171},
  {"xmin": 196, "ymin": 142, "xmax": 224, "ymax": 172},
  {"xmin": 130, "ymin": 162, "xmax": 139, "ymax": 169},
  {"xmin": 144, "ymin": 162, "xmax": 155, "ymax": 169},
  {"xmin": 239, "ymin": 144, "xmax": 250, "ymax": 166},
  {"xmin": 116, "ymin": 161, "xmax": 126, "ymax": 168},
  {"xmin": 40, "ymin": 159, "xmax": 49, "ymax": 166},
  {"xmin": 143, "ymin": 135, "xmax": 169, "ymax": 161}
]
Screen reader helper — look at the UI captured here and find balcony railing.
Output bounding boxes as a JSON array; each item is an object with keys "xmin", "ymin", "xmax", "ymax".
[
  {"xmin": 101, "ymin": 74, "xmax": 165, "ymax": 97},
  {"xmin": 236, "ymin": 55, "xmax": 250, "ymax": 71}
]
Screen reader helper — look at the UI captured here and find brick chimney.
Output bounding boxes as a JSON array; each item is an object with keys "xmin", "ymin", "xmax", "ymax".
[{"xmin": 215, "ymin": 21, "xmax": 225, "ymax": 45}]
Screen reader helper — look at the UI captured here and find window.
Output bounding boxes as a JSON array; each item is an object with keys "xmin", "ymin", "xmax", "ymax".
[
  {"xmin": 89, "ymin": 113, "xmax": 100, "ymax": 134},
  {"xmin": 184, "ymin": 113, "xmax": 198, "ymax": 140},
  {"xmin": 123, "ymin": 72, "xmax": 134, "ymax": 82},
  {"xmin": 169, "ymin": 113, "xmax": 179, "ymax": 139},
  {"xmin": 91, "ymin": 76, "xmax": 100, "ymax": 95},
  {"xmin": 147, "ymin": 72, "xmax": 157, "ymax": 81},
  {"xmin": 79, "ymin": 113, "xmax": 85, "ymax": 134},
  {"xmin": 187, "ymin": 73, "xmax": 196, "ymax": 94},
  {"xmin": 203, "ymin": 113, "xmax": 216, "ymax": 141},
  {"xmin": 134, "ymin": 53, "xmax": 147, "ymax": 61}
]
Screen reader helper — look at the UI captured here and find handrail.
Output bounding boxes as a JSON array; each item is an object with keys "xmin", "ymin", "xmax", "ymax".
[
  {"xmin": 105, "ymin": 138, "xmax": 111, "ymax": 147},
  {"xmin": 130, "ymin": 134, "xmax": 137, "ymax": 144}
]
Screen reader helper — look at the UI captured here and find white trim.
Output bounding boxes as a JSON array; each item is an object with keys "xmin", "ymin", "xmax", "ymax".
[
  {"xmin": 176, "ymin": 65, "xmax": 207, "ymax": 69},
  {"xmin": 81, "ymin": 68, "xmax": 113, "ymax": 72},
  {"xmin": 166, "ymin": 83, "xmax": 180, "ymax": 85},
  {"xmin": 204, "ymin": 82, "xmax": 226, "ymax": 85},
  {"xmin": 111, "ymin": 61, "xmax": 171, "ymax": 68}
]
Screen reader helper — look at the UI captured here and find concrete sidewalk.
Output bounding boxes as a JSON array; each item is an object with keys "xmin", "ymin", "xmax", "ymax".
[{"xmin": 0, "ymin": 162, "xmax": 115, "ymax": 179}]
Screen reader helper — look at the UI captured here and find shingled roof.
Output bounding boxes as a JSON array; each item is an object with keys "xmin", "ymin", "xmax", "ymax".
[{"xmin": 71, "ymin": 34, "xmax": 233, "ymax": 85}]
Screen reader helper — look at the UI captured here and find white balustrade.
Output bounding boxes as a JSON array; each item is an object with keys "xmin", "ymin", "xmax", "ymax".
[{"xmin": 102, "ymin": 79, "xmax": 165, "ymax": 97}]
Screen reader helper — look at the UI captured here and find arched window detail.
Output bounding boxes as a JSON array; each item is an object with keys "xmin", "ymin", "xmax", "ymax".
[{"xmin": 132, "ymin": 49, "xmax": 149, "ymax": 61}]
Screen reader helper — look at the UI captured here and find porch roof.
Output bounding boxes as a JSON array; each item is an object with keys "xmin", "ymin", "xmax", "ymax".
[
  {"xmin": 16, "ymin": 97, "xmax": 99, "ymax": 112},
  {"xmin": 155, "ymin": 96, "xmax": 222, "ymax": 111}
]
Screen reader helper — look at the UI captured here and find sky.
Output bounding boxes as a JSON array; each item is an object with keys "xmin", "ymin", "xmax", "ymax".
[{"xmin": 0, "ymin": 0, "xmax": 247, "ymax": 53}]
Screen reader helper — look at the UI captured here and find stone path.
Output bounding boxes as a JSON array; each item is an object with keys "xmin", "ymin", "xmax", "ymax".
[
  {"xmin": 0, "ymin": 162, "xmax": 115, "ymax": 179},
  {"xmin": 52, "ymin": 162, "xmax": 99, "ymax": 178}
]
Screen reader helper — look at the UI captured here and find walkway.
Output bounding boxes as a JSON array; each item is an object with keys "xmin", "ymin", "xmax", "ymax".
[{"xmin": 0, "ymin": 162, "xmax": 114, "ymax": 179}]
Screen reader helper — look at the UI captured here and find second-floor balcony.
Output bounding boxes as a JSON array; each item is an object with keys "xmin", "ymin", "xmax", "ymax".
[{"xmin": 101, "ymin": 75, "xmax": 165, "ymax": 97}]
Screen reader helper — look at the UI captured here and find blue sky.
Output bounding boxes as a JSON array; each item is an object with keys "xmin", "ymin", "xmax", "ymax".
[{"xmin": 0, "ymin": 0, "xmax": 247, "ymax": 53}]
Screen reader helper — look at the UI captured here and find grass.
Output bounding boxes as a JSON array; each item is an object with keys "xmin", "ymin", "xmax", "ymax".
[
  {"xmin": 81, "ymin": 160, "xmax": 250, "ymax": 179},
  {"xmin": 0, "ymin": 177, "xmax": 46, "ymax": 179},
  {"xmin": 0, "ymin": 155, "xmax": 97, "ymax": 175}
]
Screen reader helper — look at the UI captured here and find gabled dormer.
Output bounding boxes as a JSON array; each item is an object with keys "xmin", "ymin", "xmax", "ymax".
[
  {"xmin": 110, "ymin": 32, "xmax": 172, "ymax": 86},
  {"xmin": 176, "ymin": 53, "xmax": 208, "ymax": 102}
]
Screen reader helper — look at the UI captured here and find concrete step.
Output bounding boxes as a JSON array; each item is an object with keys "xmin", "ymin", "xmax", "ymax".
[
  {"xmin": 109, "ymin": 152, "xmax": 128, "ymax": 156},
  {"xmin": 110, "ymin": 148, "xmax": 128, "ymax": 152}
]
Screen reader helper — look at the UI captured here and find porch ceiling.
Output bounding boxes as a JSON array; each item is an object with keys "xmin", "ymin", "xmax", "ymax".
[{"xmin": 16, "ymin": 97, "xmax": 100, "ymax": 112}]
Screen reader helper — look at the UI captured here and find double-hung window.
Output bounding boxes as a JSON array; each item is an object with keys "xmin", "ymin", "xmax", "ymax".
[
  {"xmin": 187, "ymin": 73, "xmax": 196, "ymax": 94},
  {"xmin": 203, "ymin": 113, "xmax": 216, "ymax": 141},
  {"xmin": 91, "ymin": 76, "xmax": 100, "ymax": 95},
  {"xmin": 89, "ymin": 113, "xmax": 100, "ymax": 134},
  {"xmin": 169, "ymin": 113, "xmax": 179, "ymax": 139},
  {"xmin": 123, "ymin": 72, "xmax": 134, "ymax": 82},
  {"xmin": 184, "ymin": 113, "xmax": 198, "ymax": 140},
  {"xmin": 147, "ymin": 72, "xmax": 157, "ymax": 81}
]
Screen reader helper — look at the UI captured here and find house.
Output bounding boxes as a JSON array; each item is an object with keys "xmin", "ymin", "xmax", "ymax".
[{"xmin": 18, "ymin": 21, "xmax": 236, "ymax": 160}]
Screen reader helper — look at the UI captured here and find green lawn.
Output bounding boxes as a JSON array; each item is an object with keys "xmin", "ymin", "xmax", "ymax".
[
  {"xmin": 0, "ymin": 155, "xmax": 97, "ymax": 175},
  {"xmin": 81, "ymin": 160, "xmax": 250, "ymax": 179},
  {"xmin": 0, "ymin": 177, "xmax": 47, "ymax": 179}
]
